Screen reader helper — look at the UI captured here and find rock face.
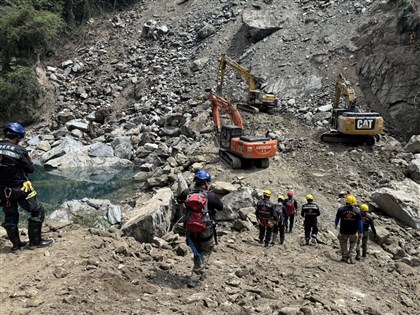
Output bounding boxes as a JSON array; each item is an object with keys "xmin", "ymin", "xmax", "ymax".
[
  {"xmin": 355, "ymin": 2, "xmax": 420, "ymax": 140},
  {"xmin": 408, "ymin": 157, "xmax": 420, "ymax": 183},
  {"xmin": 242, "ymin": 9, "xmax": 284, "ymax": 41},
  {"xmin": 405, "ymin": 135, "xmax": 420, "ymax": 153},
  {"xmin": 121, "ymin": 188, "xmax": 174, "ymax": 243},
  {"xmin": 371, "ymin": 179, "xmax": 420, "ymax": 229}
]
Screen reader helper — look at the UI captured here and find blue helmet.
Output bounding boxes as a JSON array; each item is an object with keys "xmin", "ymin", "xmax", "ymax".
[
  {"xmin": 194, "ymin": 170, "xmax": 212, "ymax": 182},
  {"xmin": 3, "ymin": 122, "xmax": 25, "ymax": 138}
]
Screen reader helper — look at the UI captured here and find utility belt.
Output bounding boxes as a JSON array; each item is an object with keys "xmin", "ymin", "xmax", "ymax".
[
  {"xmin": 258, "ymin": 217, "xmax": 275, "ymax": 228},
  {"xmin": 0, "ymin": 182, "xmax": 37, "ymax": 207}
]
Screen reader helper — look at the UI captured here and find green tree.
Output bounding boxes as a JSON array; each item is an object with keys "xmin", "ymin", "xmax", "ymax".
[{"xmin": 0, "ymin": 3, "xmax": 63, "ymax": 70}]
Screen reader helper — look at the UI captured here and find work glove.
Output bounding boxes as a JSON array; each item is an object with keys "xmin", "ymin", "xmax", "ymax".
[{"xmin": 21, "ymin": 181, "xmax": 34, "ymax": 193}]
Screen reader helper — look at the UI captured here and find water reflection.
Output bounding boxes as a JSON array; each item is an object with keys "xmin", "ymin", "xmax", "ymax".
[{"xmin": 29, "ymin": 164, "xmax": 143, "ymax": 207}]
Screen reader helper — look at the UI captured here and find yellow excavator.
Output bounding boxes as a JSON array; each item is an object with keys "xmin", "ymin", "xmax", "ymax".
[
  {"xmin": 217, "ymin": 53, "xmax": 278, "ymax": 114},
  {"xmin": 321, "ymin": 74, "xmax": 384, "ymax": 145}
]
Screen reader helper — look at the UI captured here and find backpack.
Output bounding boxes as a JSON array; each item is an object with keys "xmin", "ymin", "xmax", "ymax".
[
  {"xmin": 285, "ymin": 199, "xmax": 295, "ymax": 216},
  {"xmin": 184, "ymin": 190, "xmax": 210, "ymax": 233}
]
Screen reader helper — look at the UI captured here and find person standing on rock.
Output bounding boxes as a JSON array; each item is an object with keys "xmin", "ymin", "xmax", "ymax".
[
  {"xmin": 301, "ymin": 194, "xmax": 320, "ymax": 245},
  {"xmin": 0, "ymin": 123, "xmax": 53, "ymax": 251},
  {"xmin": 335, "ymin": 194, "xmax": 363, "ymax": 264},
  {"xmin": 356, "ymin": 204, "xmax": 377, "ymax": 260},
  {"xmin": 283, "ymin": 191, "xmax": 298, "ymax": 233},
  {"xmin": 255, "ymin": 189, "xmax": 275, "ymax": 247},
  {"xmin": 271, "ymin": 195, "xmax": 286, "ymax": 245},
  {"xmin": 177, "ymin": 169, "xmax": 223, "ymax": 288}
]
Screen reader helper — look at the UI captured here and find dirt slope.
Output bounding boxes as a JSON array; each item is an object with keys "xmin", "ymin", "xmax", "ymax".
[{"xmin": 1, "ymin": 220, "xmax": 418, "ymax": 315}]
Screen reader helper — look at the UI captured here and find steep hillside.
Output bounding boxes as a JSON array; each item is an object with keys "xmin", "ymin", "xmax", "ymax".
[{"xmin": 1, "ymin": 1, "xmax": 419, "ymax": 315}]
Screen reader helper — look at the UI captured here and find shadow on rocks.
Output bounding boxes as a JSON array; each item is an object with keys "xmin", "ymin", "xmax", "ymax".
[{"xmin": 148, "ymin": 269, "xmax": 190, "ymax": 289}]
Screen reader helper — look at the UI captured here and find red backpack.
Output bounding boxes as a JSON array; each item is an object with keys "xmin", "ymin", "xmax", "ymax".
[
  {"xmin": 184, "ymin": 190, "xmax": 210, "ymax": 233},
  {"xmin": 285, "ymin": 199, "xmax": 295, "ymax": 216}
]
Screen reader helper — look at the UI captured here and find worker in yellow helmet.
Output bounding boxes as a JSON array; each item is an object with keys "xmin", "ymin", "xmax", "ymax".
[
  {"xmin": 335, "ymin": 194, "xmax": 363, "ymax": 264},
  {"xmin": 301, "ymin": 194, "xmax": 321, "ymax": 245},
  {"xmin": 355, "ymin": 204, "xmax": 378, "ymax": 260},
  {"xmin": 255, "ymin": 189, "xmax": 275, "ymax": 247}
]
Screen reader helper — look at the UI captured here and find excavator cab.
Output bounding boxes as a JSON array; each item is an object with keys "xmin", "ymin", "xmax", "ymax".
[{"xmin": 220, "ymin": 125, "xmax": 243, "ymax": 149}]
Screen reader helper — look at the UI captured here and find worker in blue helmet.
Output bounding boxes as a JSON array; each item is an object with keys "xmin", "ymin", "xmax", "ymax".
[
  {"xmin": 177, "ymin": 169, "xmax": 223, "ymax": 288},
  {"xmin": 0, "ymin": 123, "xmax": 53, "ymax": 251}
]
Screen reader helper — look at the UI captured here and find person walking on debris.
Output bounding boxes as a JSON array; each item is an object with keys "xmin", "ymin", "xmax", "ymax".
[
  {"xmin": 255, "ymin": 189, "xmax": 275, "ymax": 247},
  {"xmin": 177, "ymin": 170, "xmax": 223, "ymax": 288},
  {"xmin": 271, "ymin": 195, "xmax": 287, "ymax": 245},
  {"xmin": 0, "ymin": 123, "xmax": 53, "ymax": 251},
  {"xmin": 301, "ymin": 194, "xmax": 320, "ymax": 245},
  {"xmin": 356, "ymin": 204, "xmax": 377, "ymax": 260},
  {"xmin": 283, "ymin": 191, "xmax": 298, "ymax": 233},
  {"xmin": 335, "ymin": 194, "xmax": 363, "ymax": 264}
]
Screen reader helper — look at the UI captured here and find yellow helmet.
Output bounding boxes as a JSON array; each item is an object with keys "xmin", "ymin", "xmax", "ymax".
[
  {"xmin": 263, "ymin": 189, "xmax": 272, "ymax": 197},
  {"xmin": 345, "ymin": 194, "xmax": 356, "ymax": 205},
  {"xmin": 360, "ymin": 204, "xmax": 369, "ymax": 212},
  {"xmin": 306, "ymin": 194, "xmax": 313, "ymax": 201},
  {"xmin": 278, "ymin": 195, "xmax": 285, "ymax": 201}
]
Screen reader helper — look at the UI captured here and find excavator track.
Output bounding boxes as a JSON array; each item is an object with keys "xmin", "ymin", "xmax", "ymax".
[
  {"xmin": 321, "ymin": 131, "xmax": 376, "ymax": 145},
  {"xmin": 219, "ymin": 149, "xmax": 242, "ymax": 169},
  {"xmin": 237, "ymin": 103, "xmax": 260, "ymax": 114}
]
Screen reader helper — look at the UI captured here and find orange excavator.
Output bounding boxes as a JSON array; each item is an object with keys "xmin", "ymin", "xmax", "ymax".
[{"xmin": 210, "ymin": 92, "xmax": 278, "ymax": 169}]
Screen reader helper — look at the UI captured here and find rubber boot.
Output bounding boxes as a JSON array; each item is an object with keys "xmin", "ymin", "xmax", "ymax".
[
  {"xmin": 28, "ymin": 222, "xmax": 53, "ymax": 248},
  {"xmin": 355, "ymin": 249, "xmax": 361, "ymax": 261},
  {"xmin": 5, "ymin": 226, "xmax": 27, "ymax": 251},
  {"xmin": 362, "ymin": 250, "xmax": 367, "ymax": 258}
]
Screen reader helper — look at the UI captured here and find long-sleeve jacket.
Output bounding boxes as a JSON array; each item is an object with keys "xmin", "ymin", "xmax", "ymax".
[
  {"xmin": 178, "ymin": 187, "xmax": 223, "ymax": 218},
  {"xmin": 0, "ymin": 139, "xmax": 34, "ymax": 187},
  {"xmin": 335, "ymin": 205, "xmax": 363, "ymax": 235},
  {"xmin": 361, "ymin": 212, "xmax": 377, "ymax": 235},
  {"xmin": 255, "ymin": 198, "xmax": 275, "ymax": 221},
  {"xmin": 301, "ymin": 202, "xmax": 320, "ymax": 224},
  {"xmin": 273, "ymin": 204, "xmax": 287, "ymax": 225}
]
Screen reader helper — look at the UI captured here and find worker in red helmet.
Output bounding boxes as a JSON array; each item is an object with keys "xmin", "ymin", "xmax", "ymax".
[{"xmin": 283, "ymin": 191, "xmax": 298, "ymax": 233}]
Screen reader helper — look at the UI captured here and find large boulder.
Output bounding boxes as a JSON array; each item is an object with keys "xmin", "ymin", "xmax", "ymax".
[
  {"xmin": 405, "ymin": 135, "xmax": 420, "ymax": 153},
  {"xmin": 371, "ymin": 179, "xmax": 420, "ymax": 229},
  {"xmin": 216, "ymin": 189, "xmax": 254, "ymax": 221},
  {"xmin": 40, "ymin": 136, "xmax": 83, "ymax": 163},
  {"xmin": 242, "ymin": 9, "xmax": 285, "ymax": 42},
  {"xmin": 48, "ymin": 199, "xmax": 120, "ymax": 228},
  {"xmin": 121, "ymin": 188, "xmax": 175, "ymax": 243},
  {"xmin": 408, "ymin": 157, "xmax": 420, "ymax": 184}
]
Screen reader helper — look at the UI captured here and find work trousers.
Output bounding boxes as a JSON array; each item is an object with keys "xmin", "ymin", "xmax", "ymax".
[
  {"xmin": 304, "ymin": 221, "xmax": 318, "ymax": 241},
  {"xmin": 338, "ymin": 233, "xmax": 358, "ymax": 260},
  {"xmin": 356, "ymin": 231, "xmax": 369, "ymax": 256}
]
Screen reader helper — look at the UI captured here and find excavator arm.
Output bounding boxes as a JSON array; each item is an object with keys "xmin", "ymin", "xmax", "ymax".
[
  {"xmin": 219, "ymin": 53, "xmax": 258, "ymax": 92},
  {"xmin": 334, "ymin": 73, "xmax": 357, "ymax": 109},
  {"xmin": 210, "ymin": 92, "xmax": 244, "ymax": 132}
]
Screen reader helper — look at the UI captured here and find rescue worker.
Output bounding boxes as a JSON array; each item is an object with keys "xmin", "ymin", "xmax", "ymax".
[
  {"xmin": 283, "ymin": 191, "xmax": 298, "ymax": 233},
  {"xmin": 0, "ymin": 123, "xmax": 53, "ymax": 251},
  {"xmin": 301, "ymin": 194, "xmax": 320, "ymax": 245},
  {"xmin": 177, "ymin": 170, "xmax": 223, "ymax": 288},
  {"xmin": 255, "ymin": 189, "xmax": 275, "ymax": 247},
  {"xmin": 356, "ymin": 204, "xmax": 377, "ymax": 260},
  {"xmin": 271, "ymin": 195, "xmax": 286, "ymax": 245},
  {"xmin": 335, "ymin": 194, "xmax": 363, "ymax": 264}
]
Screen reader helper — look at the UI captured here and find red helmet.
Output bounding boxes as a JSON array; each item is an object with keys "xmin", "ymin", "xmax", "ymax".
[{"xmin": 287, "ymin": 191, "xmax": 294, "ymax": 198}]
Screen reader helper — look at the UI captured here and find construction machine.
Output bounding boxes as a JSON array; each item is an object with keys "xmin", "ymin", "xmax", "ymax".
[
  {"xmin": 217, "ymin": 53, "xmax": 278, "ymax": 114},
  {"xmin": 210, "ymin": 92, "xmax": 278, "ymax": 169},
  {"xmin": 320, "ymin": 74, "xmax": 384, "ymax": 145}
]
